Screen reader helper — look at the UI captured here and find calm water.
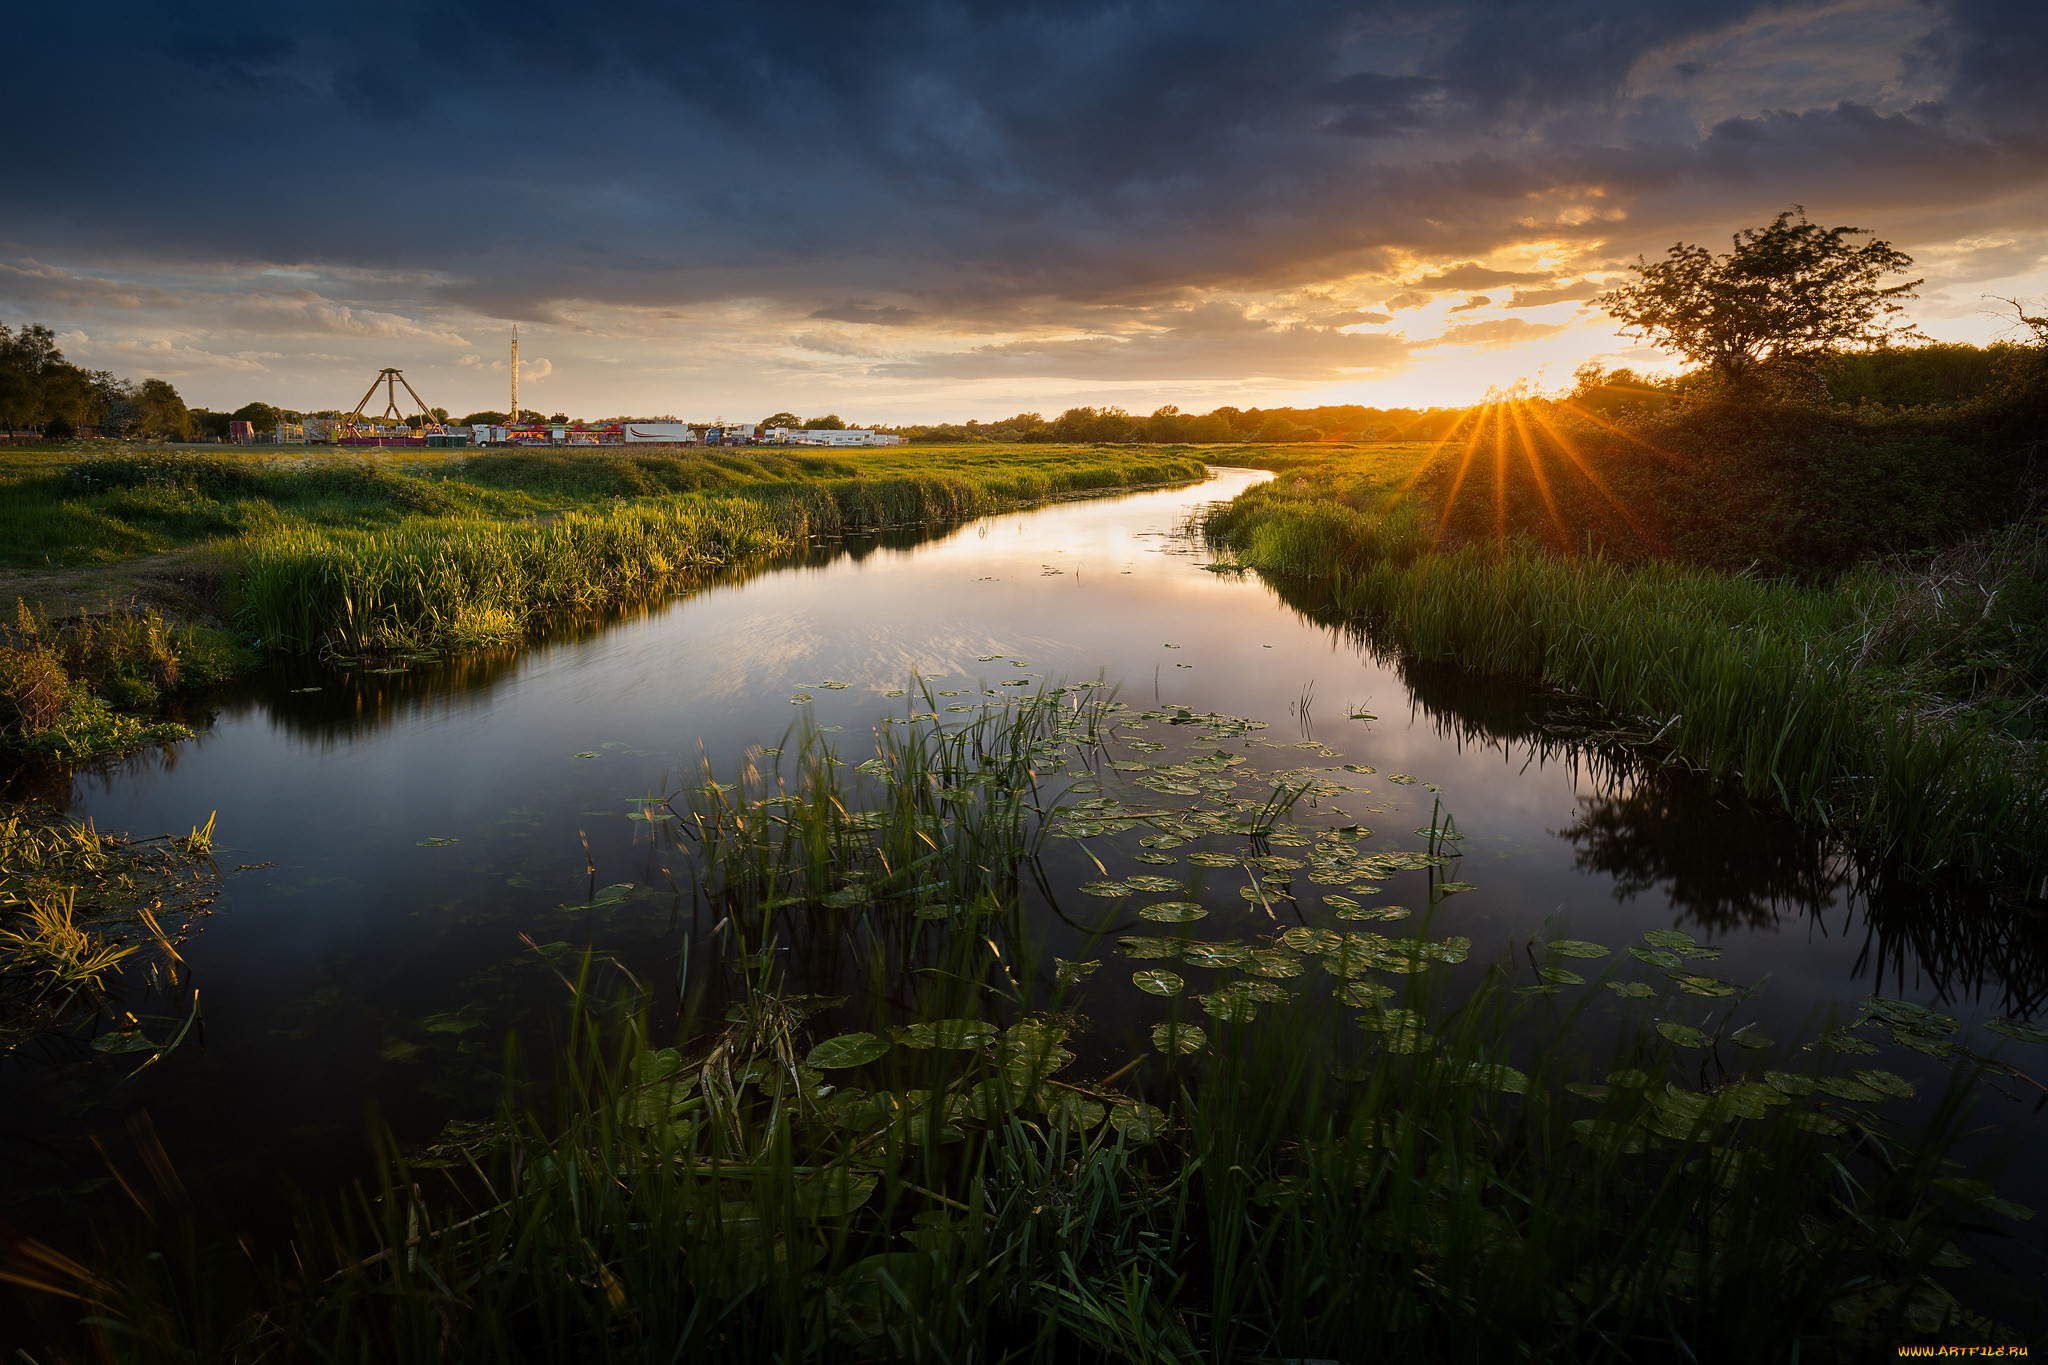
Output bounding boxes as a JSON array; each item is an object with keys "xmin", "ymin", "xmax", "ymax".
[{"xmin": 6, "ymin": 468, "xmax": 2045, "ymax": 1223}]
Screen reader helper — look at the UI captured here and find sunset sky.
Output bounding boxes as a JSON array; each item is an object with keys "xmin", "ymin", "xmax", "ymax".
[{"xmin": 6, "ymin": 0, "xmax": 2046, "ymax": 422}]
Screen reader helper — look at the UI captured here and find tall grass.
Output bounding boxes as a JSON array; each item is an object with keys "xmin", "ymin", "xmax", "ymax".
[
  {"xmin": 1204, "ymin": 491, "xmax": 2048, "ymax": 886},
  {"xmin": 233, "ymin": 456, "xmax": 1207, "ymax": 655},
  {"xmin": 6, "ymin": 698, "xmax": 2031, "ymax": 1358}
]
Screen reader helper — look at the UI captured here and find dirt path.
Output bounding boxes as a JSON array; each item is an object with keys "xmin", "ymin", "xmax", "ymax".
[{"xmin": 0, "ymin": 553, "xmax": 227, "ymax": 625}]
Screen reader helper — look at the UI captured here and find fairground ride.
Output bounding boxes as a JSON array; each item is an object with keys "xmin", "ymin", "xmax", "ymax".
[{"xmin": 340, "ymin": 368, "xmax": 444, "ymax": 438}]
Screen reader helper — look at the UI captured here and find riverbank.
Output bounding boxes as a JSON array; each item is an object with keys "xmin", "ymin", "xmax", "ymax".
[
  {"xmin": 1205, "ymin": 426, "xmax": 2048, "ymax": 889},
  {"xmin": 0, "ymin": 445, "xmax": 1207, "ymax": 757}
]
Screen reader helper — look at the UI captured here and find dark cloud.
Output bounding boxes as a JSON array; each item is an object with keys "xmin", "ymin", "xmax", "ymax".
[
  {"xmin": 4, "ymin": 0, "xmax": 2045, "ymax": 353},
  {"xmin": 810, "ymin": 301, "xmax": 924, "ymax": 327}
]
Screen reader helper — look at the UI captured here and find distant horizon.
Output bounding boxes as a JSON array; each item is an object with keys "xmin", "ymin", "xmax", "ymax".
[{"xmin": 7, "ymin": 0, "xmax": 2045, "ymax": 422}]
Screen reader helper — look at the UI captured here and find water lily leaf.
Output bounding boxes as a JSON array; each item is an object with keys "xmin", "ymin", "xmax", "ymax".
[
  {"xmin": 1133, "ymin": 851, "xmax": 1175, "ymax": 865},
  {"xmin": 1853, "ymin": 1068, "xmax": 1916, "ymax": 1098},
  {"xmin": 1338, "ymin": 904, "xmax": 1410, "ymax": 921},
  {"xmin": 1672, "ymin": 975, "xmax": 1737, "ymax": 997},
  {"xmin": 1078, "ymin": 880, "xmax": 1133, "ymax": 898},
  {"xmin": 1133, "ymin": 969, "xmax": 1185, "ymax": 996},
  {"xmin": 1643, "ymin": 930, "xmax": 1696, "ymax": 951},
  {"xmin": 1151, "ymin": 1022, "xmax": 1207, "ymax": 1055},
  {"xmin": 1538, "ymin": 967, "xmax": 1585, "ymax": 986},
  {"xmin": 93, "ymin": 1030, "xmax": 155, "ymax": 1054},
  {"xmin": 1198, "ymin": 993, "xmax": 1259, "ymax": 1023},
  {"xmin": 1655, "ymin": 1022, "xmax": 1709, "ymax": 1048},
  {"xmin": 417, "ymin": 837, "xmax": 460, "ymax": 847},
  {"xmin": 1469, "ymin": 1063, "xmax": 1529, "ymax": 1094},
  {"xmin": 1041, "ymin": 1092, "xmax": 1105, "ymax": 1132},
  {"xmin": 1985, "ymin": 1018, "xmax": 2048, "ymax": 1045},
  {"xmin": 1054, "ymin": 958, "xmax": 1100, "ymax": 985},
  {"xmin": 1182, "ymin": 943, "xmax": 1252, "ymax": 968},
  {"xmin": 1138, "ymin": 901, "xmax": 1207, "ymax": 923},
  {"xmin": 1108, "ymin": 1102, "xmax": 1168, "ymax": 1142},
  {"xmin": 1341, "ymin": 980, "xmax": 1396, "ymax": 1006},
  {"xmin": 806, "ymin": 1033, "xmax": 890, "ymax": 1069},
  {"xmin": 1188, "ymin": 851, "xmax": 1239, "ymax": 867},
  {"xmin": 1817, "ymin": 1029, "xmax": 1881, "ymax": 1055},
  {"xmin": 1138, "ymin": 835, "xmax": 1186, "ymax": 850},
  {"xmin": 1793, "ymin": 1111, "xmax": 1848, "ymax": 1136},
  {"xmin": 1765, "ymin": 1071, "xmax": 1817, "ymax": 1096},
  {"xmin": 1628, "ymin": 947, "xmax": 1682, "ymax": 970},
  {"xmin": 1246, "ymin": 950, "xmax": 1304, "ymax": 979},
  {"xmin": 1434, "ymin": 881, "xmax": 1476, "ymax": 894},
  {"xmin": 1387, "ymin": 774, "xmax": 1417, "ymax": 785},
  {"xmin": 896, "ymin": 1020, "xmax": 996, "ymax": 1050},
  {"xmin": 1280, "ymin": 927, "xmax": 1343, "ymax": 954},
  {"xmin": 1118, "ymin": 937, "xmax": 1181, "ymax": 959},
  {"xmin": 589, "ymin": 883, "xmax": 635, "ymax": 905},
  {"xmin": 793, "ymin": 1168, "xmax": 877, "ymax": 1218},
  {"xmin": 1124, "ymin": 874, "xmax": 1182, "ymax": 893},
  {"xmin": 1816, "ymin": 1075, "xmax": 1885, "ymax": 1102},
  {"xmin": 1547, "ymin": 940, "xmax": 1609, "ymax": 958},
  {"xmin": 1729, "ymin": 1025, "xmax": 1774, "ymax": 1050},
  {"xmin": 1607, "ymin": 982, "xmax": 1658, "ymax": 999}
]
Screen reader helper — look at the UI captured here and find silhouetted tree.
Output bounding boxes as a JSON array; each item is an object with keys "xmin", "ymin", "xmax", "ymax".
[{"xmin": 1598, "ymin": 207, "xmax": 1920, "ymax": 388}]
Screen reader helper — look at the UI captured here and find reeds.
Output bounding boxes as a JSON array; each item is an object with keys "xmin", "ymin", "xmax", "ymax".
[
  {"xmin": 1203, "ymin": 492, "xmax": 2048, "ymax": 886},
  {"xmin": 231, "ymin": 455, "xmax": 1207, "ymax": 656}
]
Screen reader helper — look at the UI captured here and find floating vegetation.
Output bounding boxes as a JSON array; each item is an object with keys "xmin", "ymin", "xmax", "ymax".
[{"xmin": 1, "ymin": 802, "xmax": 219, "ymax": 1057}]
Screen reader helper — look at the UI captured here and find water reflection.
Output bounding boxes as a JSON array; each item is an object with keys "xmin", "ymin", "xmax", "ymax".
[{"xmin": 1247, "ymin": 558, "xmax": 2048, "ymax": 1014}]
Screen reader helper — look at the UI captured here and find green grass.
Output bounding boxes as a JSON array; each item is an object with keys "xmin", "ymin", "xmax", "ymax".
[
  {"xmin": 1203, "ymin": 457, "xmax": 2048, "ymax": 886},
  {"xmin": 6, "ymin": 693, "xmax": 2031, "ymax": 1359},
  {"xmin": 1, "ymin": 445, "xmax": 1205, "ymax": 659}
]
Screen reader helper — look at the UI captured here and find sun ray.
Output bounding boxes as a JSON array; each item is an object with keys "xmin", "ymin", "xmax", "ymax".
[
  {"xmin": 1374, "ymin": 405, "xmax": 1481, "ymax": 513},
  {"xmin": 1524, "ymin": 402, "xmax": 1665, "ymax": 552},
  {"xmin": 1505, "ymin": 401, "xmax": 1572, "ymax": 552},
  {"xmin": 1432, "ymin": 405, "xmax": 1492, "ymax": 547},
  {"xmin": 1553, "ymin": 399, "xmax": 1689, "ymax": 467}
]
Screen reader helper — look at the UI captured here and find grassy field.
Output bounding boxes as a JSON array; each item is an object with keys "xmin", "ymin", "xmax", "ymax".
[
  {"xmin": 1204, "ymin": 440, "xmax": 2048, "ymax": 887},
  {"xmin": 0, "ymin": 443, "xmax": 1207, "ymax": 755},
  {"xmin": 5, "ymin": 693, "xmax": 2031, "ymax": 1359}
]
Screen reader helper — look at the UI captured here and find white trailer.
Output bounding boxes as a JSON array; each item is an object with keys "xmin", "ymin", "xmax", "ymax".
[{"xmin": 622, "ymin": 422, "xmax": 699, "ymax": 443}]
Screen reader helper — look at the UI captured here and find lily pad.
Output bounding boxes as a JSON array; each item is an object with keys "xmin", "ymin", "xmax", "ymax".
[
  {"xmin": 1643, "ymin": 929, "xmax": 1697, "ymax": 951},
  {"xmin": 1342, "ymin": 980, "xmax": 1396, "ymax": 1006},
  {"xmin": 1547, "ymin": 940, "xmax": 1609, "ymax": 958},
  {"xmin": 1078, "ymin": 880, "xmax": 1133, "ymax": 898},
  {"xmin": 1606, "ymin": 982, "xmax": 1658, "ymax": 999},
  {"xmin": 806, "ymin": 1033, "xmax": 890, "ymax": 1069},
  {"xmin": 1125, "ymin": 875, "xmax": 1183, "ymax": 893},
  {"xmin": 1133, "ymin": 969, "xmax": 1185, "ymax": 996},
  {"xmin": 1118, "ymin": 937, "xmax": 1181, "ymax": 959},
  {"xmin": 896, "ymin": 1019, "xmax": 996, "ymax": 1050},
  {"xmin": 417, "ymin": 837, "xmax": 460, "ymax": 847},
  {"xmin": 1655, "ymin": 1021, "xmax": 1709, "ymax": 1048},
  {"xmin": 1054, "ymin": 958, "xmax": 1100, "ymax": 985},
  {"xmin": 1628, "ymin": 946, "xmax": 1683, "ymax": 970},
  {"xmin": 1434, "ymin": 881, "xmax": 1476, "ymax": 894},
  {"xmin": 1138, "ymin": 901, "xmax": 1208, "ymax": 923},
  {"xmin": 1986, "ymin": 1018, "xmax": 2048, "ymax": 1045},
  {"xmin": 1151, "ymin": 1022, "xmax": 1207, "ymax": 1055},
  {"xmin": 1108, "ymin": 1102, "xmax": 1168, "ymax": 1141},
  {"xmin": 1672, "ymin": 975, "xmax": 1737, "ymax": 997},
  {"xmin": 1538, "ymin": 967, "xmax": 1585, "ymax": 986}
]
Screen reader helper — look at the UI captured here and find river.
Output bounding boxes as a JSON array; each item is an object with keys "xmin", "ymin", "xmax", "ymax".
[{"xmin": 5, "ymin": 466, "xmax": 2044, "ymax": 1234}]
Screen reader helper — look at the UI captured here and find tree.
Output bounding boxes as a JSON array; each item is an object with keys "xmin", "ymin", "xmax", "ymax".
[
  {"xmin": 759, "ymin": 411, "xmax": 801, "ymax": 431},
  {"xmin": 1598, "ymin": 207, "xmax": 1920, "ymax": 388},
  {"xmin": 803, "ymin": 414, "xmax": 846, "ymax": 430},
  {"xmin": 460, "ymin": 410, "xmax": 508, "ymax": 426},
  {"xmin": 131, "ymin": 379, "xmax": 191, "ymax": 441},
  {"xmin": 232, "ymin": 401, "xmax": 280, "ymax": 433}
]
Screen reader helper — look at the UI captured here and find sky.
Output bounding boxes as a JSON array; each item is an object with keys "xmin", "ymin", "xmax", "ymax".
[{"xmin": 5, "ymin": 0, "xmax": 2048, "ymax": 423}]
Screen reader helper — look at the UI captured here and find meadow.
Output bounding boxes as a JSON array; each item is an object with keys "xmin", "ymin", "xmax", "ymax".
[{"xmin": 0, "ymin": 443, "xmax": 1207, "ymax": 753}]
